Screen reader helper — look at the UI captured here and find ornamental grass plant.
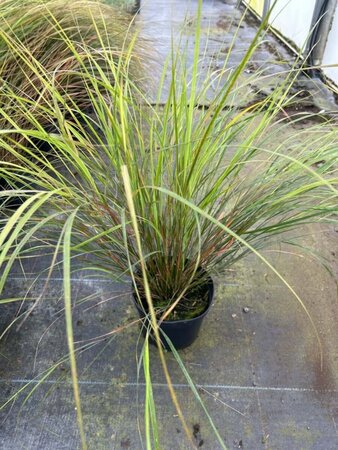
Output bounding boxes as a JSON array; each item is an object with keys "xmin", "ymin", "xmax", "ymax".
[
  {"xmin": 1, "ymin": 0, "xmax": 337, "ymax": 361},
  {"xmin": 0, "ymin": 1, "xmax": 337, "ymax": 448}
]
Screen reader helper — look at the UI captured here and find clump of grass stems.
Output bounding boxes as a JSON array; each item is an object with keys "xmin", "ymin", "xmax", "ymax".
[{"xmin": 0, "ymin": 1, "xmax": 337, "ymax": 447}]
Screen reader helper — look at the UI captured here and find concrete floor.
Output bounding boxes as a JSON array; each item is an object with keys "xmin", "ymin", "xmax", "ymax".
[
  {"xmin": 141, "ymin": 0, "xmax": 338, "ymax": 112},
  {"xmin": 1, "ymin": 1, "xmax": 338, "ymax": 449}
]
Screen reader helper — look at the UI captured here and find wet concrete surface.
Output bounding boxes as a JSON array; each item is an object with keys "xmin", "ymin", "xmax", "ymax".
[
  {"xmin": 1, "ymin": 0, "xmax": 338, "ymax": 449},
  {"xmin": 1, "ymin": 239, "xmax": 337, "ymax": 449},
  {"xmin": 140, "ymin": 0, "xmax": 338, "ymax": 112}
]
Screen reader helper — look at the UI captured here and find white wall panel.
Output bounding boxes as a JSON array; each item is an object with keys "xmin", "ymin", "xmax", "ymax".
[
  {"xmin": 270, "ymin": 0, "xmax": 317, "ymax": 50},
  {"xmin": 322, "ymin": 4, "xmax": 338, "ymax": 84},
  {"xmin": 242, "ymin": 0, "xmax": 338, "ymax": 85}
]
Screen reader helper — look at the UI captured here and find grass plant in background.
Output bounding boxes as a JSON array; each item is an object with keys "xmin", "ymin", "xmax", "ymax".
[
  {"xmin": 0, "ymin": 0, "xmax": 144, "ymax": 166},
  {"xmin": 0, "ymin": 0, "xmax": 337, "ymax": 448}
]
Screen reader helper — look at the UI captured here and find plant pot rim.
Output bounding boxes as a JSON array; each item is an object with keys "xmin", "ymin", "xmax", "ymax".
[{"xmin": 132, "ymin": 275, "xmax": 214, "ymax": 325}]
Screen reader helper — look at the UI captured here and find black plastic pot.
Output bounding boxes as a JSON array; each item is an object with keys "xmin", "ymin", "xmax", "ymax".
[{"xmin": 133, "ymin": 275, "xmax": 214, "ymax": 350}]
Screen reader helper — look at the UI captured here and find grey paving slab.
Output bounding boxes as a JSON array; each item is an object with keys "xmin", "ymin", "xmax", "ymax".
[
  {"xmin": 1, "ymin": 243, "xmax": 338, "ymax": 449},
  {"xmin": 0, "ymin": 379, "xmax": 266, "ymax": 449},
  {"xmin": 0, "ymin": 276, "xmax": 254, "ymax": 385},
  {"xmin": 253, "ymin": 389, "xmax": 338, "ymax": 450},
  {"xmin": 139, "ymin": 0, "xmax": 338, "ymax": 112}
]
